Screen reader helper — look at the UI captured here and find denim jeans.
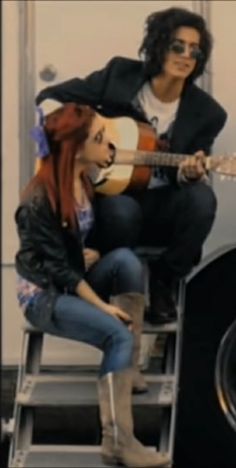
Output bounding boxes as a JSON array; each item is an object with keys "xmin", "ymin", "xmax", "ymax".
[
  {"xmin": 95, "ymin": 182, "xmax": 217, "ymax": 280},
  {"xmin": 25, "ymin": 248, "xmax": 144, "ymax": 376}
]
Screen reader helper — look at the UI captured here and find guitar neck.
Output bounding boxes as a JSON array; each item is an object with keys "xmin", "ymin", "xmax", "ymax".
[{"xmin": 115, "ymin": 149, "xmax": 228, "ymax": 170}]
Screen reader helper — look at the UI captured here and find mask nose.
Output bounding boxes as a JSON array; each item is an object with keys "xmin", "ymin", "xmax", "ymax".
[
  {"xmin": 108, "ymin": 142, "xmax": 116, "ymax": 162},
  {"xmin": 109, "ymin": 142, "xmax": 115, "ymax": 151}
]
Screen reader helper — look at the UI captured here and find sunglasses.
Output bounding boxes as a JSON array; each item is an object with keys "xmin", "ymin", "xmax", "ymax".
[{"xmin": 168, "ymin": 39, "xmax": 203, "ymax": 60}]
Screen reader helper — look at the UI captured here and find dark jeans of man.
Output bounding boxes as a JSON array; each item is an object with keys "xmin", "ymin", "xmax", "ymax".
[{"xmin": 94, "ymin": 182, "xmax": 217, "ymax": 283}]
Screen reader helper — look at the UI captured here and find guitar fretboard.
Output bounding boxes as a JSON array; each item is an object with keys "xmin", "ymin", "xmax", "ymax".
[{"xmin": 115, "ymin": 149, "xmax": 232, "ymax": 171}]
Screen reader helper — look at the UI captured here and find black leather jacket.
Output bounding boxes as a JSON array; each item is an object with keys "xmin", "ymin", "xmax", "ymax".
[{"xmin": 15, "ymin": 187, "xmax": 98, "ymax": 295}]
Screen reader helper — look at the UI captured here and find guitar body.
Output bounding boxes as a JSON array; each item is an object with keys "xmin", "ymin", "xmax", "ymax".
[{"xmin": 90, "ymin": 117, "xmax": 157, "ymax": 195}]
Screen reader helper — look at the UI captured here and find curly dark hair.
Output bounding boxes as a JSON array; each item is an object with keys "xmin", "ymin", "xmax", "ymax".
[{"xmin": 139, "ymin": 7, "xmax": 213, "ymax": 83}]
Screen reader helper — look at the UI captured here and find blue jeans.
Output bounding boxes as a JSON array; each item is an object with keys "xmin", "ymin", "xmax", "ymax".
[
  {"xmin": 95, "ymin": 182, "xmax": 216, "ymax": 279},
  {"xmin": 25, "ymin": 248, "xmax": 144, "ymax": 376}
]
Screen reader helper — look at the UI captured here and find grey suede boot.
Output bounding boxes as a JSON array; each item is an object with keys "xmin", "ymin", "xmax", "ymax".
[
  {"xmin": 98, "ymin": 368, "xmax": 170, "ymax": 467},
  {"xmin": 111, "ymin": 293, "xmax": 148, "ymax": 394}
]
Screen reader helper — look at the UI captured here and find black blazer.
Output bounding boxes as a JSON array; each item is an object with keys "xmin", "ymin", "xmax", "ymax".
[{"xmin": 36, "ymin": 56, "xmax": 227, "ymax": 157}]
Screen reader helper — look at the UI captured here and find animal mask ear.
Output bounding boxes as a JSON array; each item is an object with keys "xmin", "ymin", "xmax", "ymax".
[{"xmin": 40, "ymin": 99, "xmax": 63, "ymax": 116}]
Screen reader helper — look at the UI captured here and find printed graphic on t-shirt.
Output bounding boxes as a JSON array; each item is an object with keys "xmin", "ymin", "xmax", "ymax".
[{"xmin": 137, "ymin": 82, "xmax": 180, "ymax": 187}]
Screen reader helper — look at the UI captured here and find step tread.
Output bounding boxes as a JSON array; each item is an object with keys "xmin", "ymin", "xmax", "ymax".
[
  {"xmin": 11, "ymin": 446, "xmax": 170, "ymax": 468},
  {"xmin": 10, "ymin": 446, "xmax": 114, "ymax": 468},
  {"xmin": 23, "ymin": 321, "xmax": 177, "ymax": 334},
  {"xmin": 16, "ymin": 374, "xmax": 174, "ymax": 407}
]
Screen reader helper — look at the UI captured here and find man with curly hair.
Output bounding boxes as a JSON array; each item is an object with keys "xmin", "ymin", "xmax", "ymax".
[{"xmin": 36, "ymin": 7, "xmax": 227, "ymax": 328}]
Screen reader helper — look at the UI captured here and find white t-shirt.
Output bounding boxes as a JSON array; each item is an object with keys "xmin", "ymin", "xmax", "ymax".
[{"xmin": 137, "ymin": 82, "xmax": 180, "ymax": 188}]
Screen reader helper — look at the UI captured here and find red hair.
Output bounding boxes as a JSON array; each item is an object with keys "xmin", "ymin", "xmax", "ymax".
[{"xmin": 22, "ymin": 103, "xmax": 95, "ymax": 230}]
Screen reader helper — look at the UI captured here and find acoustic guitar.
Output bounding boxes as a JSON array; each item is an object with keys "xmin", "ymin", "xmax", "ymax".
[{"xmin": 89, "ymin": 116, "xmax": 236, "ymax": 195}]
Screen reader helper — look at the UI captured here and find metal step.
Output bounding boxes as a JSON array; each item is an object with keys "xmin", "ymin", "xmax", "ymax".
[
  {"xmin": 143, "ymin": 321, "xmax": 177, "ymax": 334},
  {"xmin": 10, "ymin": 446, "xmax": 114, "ymax": 468},
  {"xmin": 10, "ymin": 445, "xmax": 170, "ymax": 468},
  {"xmin": 23, "ymin": 321, "xmax": 177, "ymax": 335},
  {"xmin": 16, "ymin": 374, "xmax": 174, "ymax": 407}
]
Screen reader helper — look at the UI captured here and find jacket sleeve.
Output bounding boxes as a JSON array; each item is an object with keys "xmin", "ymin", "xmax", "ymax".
[
  {"xmin": 16, "ymin": 202, "xmax": 84, "ymax": 293},
  {"xmin": 167, "ymin": 108, "xmax": 227, "ymax": 184},
  {"xmin": 187, "ymin": 108, "xmax": 228, "ymax": 155},
  {"xmin": 36, "ymin": 57, "xmax": 118, "ymax": 107}
]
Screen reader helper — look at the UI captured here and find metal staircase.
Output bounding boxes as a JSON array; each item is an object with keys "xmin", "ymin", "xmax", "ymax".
[{"xmin": 8, "ymin": 248, "xmax": 185, "ymax": 468}]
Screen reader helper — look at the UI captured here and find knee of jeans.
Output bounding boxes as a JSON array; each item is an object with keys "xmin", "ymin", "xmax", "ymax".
[
  {"xmin": 113, "ymin": 247, "xmax": 141, "ymax": 268},
  {"xmin": 185, "ymin": 183, "xmax": 217, "ymax": 220},
  {"xmin": 113, "ymin": 248, "xmax": 144, "ymax": 280}
]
